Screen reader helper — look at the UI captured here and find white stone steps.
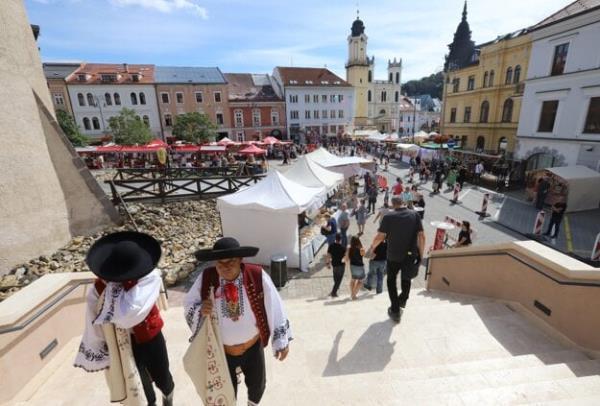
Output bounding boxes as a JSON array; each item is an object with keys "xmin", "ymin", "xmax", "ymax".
[{"xmin": 535, "ymin": 395, "xmax": 600, "ymax": 405}]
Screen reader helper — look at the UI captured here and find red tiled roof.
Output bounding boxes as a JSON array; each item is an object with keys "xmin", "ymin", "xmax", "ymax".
[
  {"xmin": 224, "ymin": 73, "xmax": 283, "ymax": 102},
  {"xmin": 66, "ymin": 63, "xmax": 155, "ymax": 84},
  {"xmin": 276, "ymin": 67, "xmax": 351, "ymax": 87},
  {"xmin": 532, "ymin": 0, "xmax": 600, "ymax": 30}
]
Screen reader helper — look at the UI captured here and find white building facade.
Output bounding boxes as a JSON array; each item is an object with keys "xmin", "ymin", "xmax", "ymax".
[
  {"xmin": 272, "ymin": 67, "xmax": 354, "ymax": 142},
  {"xmin": 367, "ymin": 58, "xmax": 403, "ymax": 133},
  {"xmin": 516, "ymin": 6, "xmax": 600, "ymax": 171},
  {"xmin": 397, "ymin": 96, "xmax": 442, "ymax": 136}
]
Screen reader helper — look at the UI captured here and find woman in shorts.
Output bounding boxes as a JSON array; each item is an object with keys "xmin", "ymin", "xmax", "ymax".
[{"xmin": 346, "ymin": 235, "xmax": 366, "ymax": 300}]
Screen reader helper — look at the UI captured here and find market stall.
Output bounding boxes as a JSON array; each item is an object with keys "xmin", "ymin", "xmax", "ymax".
[
  {"xmin": 283, "ymin": 156, "xmax": 344, "ymax": 194},
  {"xmin": 306, "ymin": 147, "xmax": 373, "ymax": 178},
  {"xmin": 217, "ymin": 171, "xmax": 326, "ymax": 270},
  {"xmin": 525, "ymin": 166, "xmax": 600, "ymax": 212}
]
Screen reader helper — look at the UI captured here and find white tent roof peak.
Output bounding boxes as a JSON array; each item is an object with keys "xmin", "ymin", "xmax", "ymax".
[
  {"xmin": 283, "ymin": 156, "xmax": 344, "ymax": 191},
  {"xmin": 547, "ymin": 165, "xmax": 600, "ymax": 181},
  {"xmin": 217, "ymin": 170, "xmax": 325, "ymax": 213},
  {"xmin": 306, "ymin": 147, "xmax": 370, "ymax": 167}
]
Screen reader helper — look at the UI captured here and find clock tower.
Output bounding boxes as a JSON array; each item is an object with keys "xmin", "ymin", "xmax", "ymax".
[{"xmin": 345, "ymin": 13, "xmax": 369, "ymax": 128}]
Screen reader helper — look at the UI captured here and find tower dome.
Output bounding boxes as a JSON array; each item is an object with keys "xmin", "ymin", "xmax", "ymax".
[{"xmin": 351, "ymin": 17, "xmax": 365, "ymax": 37}]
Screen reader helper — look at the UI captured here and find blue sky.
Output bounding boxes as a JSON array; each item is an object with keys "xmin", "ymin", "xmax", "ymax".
[{"xmin": 26, "ymin": 0, "xmax": 571, "ymax": 82}]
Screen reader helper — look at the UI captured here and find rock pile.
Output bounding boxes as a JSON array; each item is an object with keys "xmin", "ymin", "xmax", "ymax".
[{"xmin": 0, "ymin": 200, "xmax": 222, "ymax": 302}]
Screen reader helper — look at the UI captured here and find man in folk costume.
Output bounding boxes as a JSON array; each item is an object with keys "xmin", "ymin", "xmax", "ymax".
[
  {"xmin": 74, "ymin": 232, "xmax": 175, "ymax": 406},
  {"xmin": 184, "ymin": 237, "xmax": 292, "ymax": 405}
]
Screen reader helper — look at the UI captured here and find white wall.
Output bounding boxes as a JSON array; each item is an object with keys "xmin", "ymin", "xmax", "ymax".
[{"xmin": 68, "ymin": 84, "xmax": 161, "ymax": 139}]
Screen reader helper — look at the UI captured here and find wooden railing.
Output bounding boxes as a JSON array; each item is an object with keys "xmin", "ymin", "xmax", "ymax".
[{"xmin": 113, "ymin": 166, "xmax": 243, "ymax": 181}]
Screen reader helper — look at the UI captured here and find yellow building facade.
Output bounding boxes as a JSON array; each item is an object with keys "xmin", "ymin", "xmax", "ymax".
[{"xmin": 441, "ymin": 32, "xmax": 532, "ymax": 155}]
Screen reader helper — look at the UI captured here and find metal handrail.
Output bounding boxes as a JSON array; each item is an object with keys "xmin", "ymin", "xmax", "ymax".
[{"xmin": 0, "ymin": 279, "xmax": 93, "ymax": 335}]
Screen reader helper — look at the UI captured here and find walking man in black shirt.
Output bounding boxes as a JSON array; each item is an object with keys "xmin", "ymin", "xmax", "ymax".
[
  {"xmin": 327, "ymin": 233, "xmax": 346, "ymax": 298},
  {"xmin": 367, "ymin": 197, "xmax": 425, "ymax": 322}
]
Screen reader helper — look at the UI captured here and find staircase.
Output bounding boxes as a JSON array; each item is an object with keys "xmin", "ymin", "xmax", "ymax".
[{"xmin": 9, "ymin": 289, "xmax": 600, "ymax": 405}]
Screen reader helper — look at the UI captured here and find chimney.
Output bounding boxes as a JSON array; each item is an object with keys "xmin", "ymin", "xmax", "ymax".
[{"xmin": 123, "ymin": 63, "xmax": 129, "ymax": 73}]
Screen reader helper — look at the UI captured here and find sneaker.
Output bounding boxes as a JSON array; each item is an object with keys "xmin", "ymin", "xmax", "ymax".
[
  {"xmin": 363, "ymin": 285, "xmax": 372, "ymax": 291},
  {"xmin": 330, "ymin": 292, "xmax": 338, "ymax": 298},
  {"xmin": 387, "ymin": 307, "xmax": 400, "ymax": 322}
]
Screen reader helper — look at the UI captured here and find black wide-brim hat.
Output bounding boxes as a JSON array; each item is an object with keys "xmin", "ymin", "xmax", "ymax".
[
  {"xmin": 195, "ymin": 237, "xmax": 259, "ymax": 261},
  {"xmin": 86, "ymin": 231, "xmax": 161, "ymax": 282}
]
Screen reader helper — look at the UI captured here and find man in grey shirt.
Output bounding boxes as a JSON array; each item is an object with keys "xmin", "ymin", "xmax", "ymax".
[
  {"xmin": 338, "ymin": 203, "xmax": 350, "ymax": 248},
  {"xmin": 368, "ymin": 196, "xmax": 425, "ymax": 322}
]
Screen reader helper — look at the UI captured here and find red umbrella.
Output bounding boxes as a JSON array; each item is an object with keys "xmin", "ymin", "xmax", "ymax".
[
  {"xmin": 217, "ymin": 137, "xmax": 236, "ymax": 146},
  {"xmin": 96, "ymin": 144, "xmax": 122, "ymax": 153},
  {"xmin": 261, "ymin": 136, "xmax": 280, "ymax": 145},
  {"xmin": 238, "ymin": 145, "xmax": 267, "ymax": 155},
  {"xmin": 172, "ymin": 145, "xmax": 200, "ymax": 153}
]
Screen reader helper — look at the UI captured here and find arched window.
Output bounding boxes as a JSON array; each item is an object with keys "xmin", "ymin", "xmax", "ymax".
[
  {"xmin": 395, "ymin": 91, "xmax": 399, "ymax": 102},
  {"xmin": 114, "ymin": 93, "xmax": 121, "ymax": 105},
  {"xmin": 501, "ymin": 98, "xmax": 513, "ymax": 122},
  {"xmin": 381, "ymin": 91, "xmax": 387, "ymax": 102},
  {"xmin": 513, "ymin": 65, "xmax": 521, "ymax": 84},
  {"xmin": 367, "ymin": 90, "xmax": 372, "ymax": 102},
  {"xmin": 135, "ymin": 115, "xmax": 141, "ymax": 121},
  {"xmin": 476, "ymin": 136, "xmax": 485, "ymax": 151},
  {"xmin": 368, "ymin": 70, "xmax": 372, "ymax": 82},
  {"xmin": 505, "ymin": 67, "xmax": 513, "ymax": 84},
  {"xmin": 379, "ymin": 109, "xmax": 386, "ymax": 115},
  {"xmin": 479, "ymin": 101, "xmax": 490, "ymax": 123},
  {"xmin": 143, "ymin": 115, "xmax": 150, "ymax": 127},
  {"xmin": 104, "ymin": 93, "xmax": 112, "ymax": 106},
  {"xmin": 483, "ymin": 71, "xmax": 489, "ymax": 88},
  {"xmin": 77, "ymin": 93, "xmax": 85, "ymax": 106},
  {"xmin": 389, "ymin": 72, "xmax": 393, "ymax": 82},
  {"xmin": 395, "ymin": 72, "xmax": 399, "ymax": 84},
  {"xmin": 86, "ymin": 93, "xmax": 94, "ymax": 106},
  {"xmin": 139, "ymin": 92, "xmax": 146, "ymax": 105},
  {"xmin": 130, "ymin": 92, "xmax": 138, "ymax": 105},
  {"xmin": 92, "ymin": 117, "xmax": 100, "ymax": 130},
  {"xmin": 83, "ymin": 117, "xmax": 91, "ymax": 130},
  {"xmin": 489, "ymin": 70, "xmax": 495, "ymax": 86}
]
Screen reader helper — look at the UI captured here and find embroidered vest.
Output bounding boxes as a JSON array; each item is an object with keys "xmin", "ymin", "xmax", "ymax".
[
  {"xmin": 94, "ymin": 279, "xmax": 163, "ymax": 344},
  {"xmin": 201, "ymin": 264, "xmax": 270, "ymax": 347}
]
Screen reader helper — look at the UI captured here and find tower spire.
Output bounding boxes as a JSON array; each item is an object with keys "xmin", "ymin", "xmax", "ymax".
[{"xmin": 462, "ymin": 0, "xmax": 467, "ymax": 21}]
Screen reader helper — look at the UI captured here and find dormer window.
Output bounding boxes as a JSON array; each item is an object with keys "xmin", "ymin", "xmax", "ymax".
[
  {"xmin": 289, "ymin": 80, "xmax": 298, "ymax": 84},
  {"xmin": 334, "ymin": 81, "xmax": 341, "ymax": 85},
  {"xmin": 131, "ymin": 74, "xmax": 141, "ymax": 82},
  {"xmin": 101, "ymin": 74, "xmax": 117, "ymax": 83},
  {"xmin": 77, "ymin": 74, "xmax": 87, "ymax": 82},
  {"xmin": 321, "ymin": 80, "xmax": 329, "ymax": 85}
]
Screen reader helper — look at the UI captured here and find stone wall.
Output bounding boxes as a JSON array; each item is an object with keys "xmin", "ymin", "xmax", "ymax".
[{"xmin": 0, "ymin": 0, "xmax": 119, "ymax": 275}]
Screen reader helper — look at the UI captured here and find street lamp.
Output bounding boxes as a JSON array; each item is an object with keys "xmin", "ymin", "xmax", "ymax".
[
  {"xmin": 411, "ymin": 94, "xmax": 420, "ymax": 144},
  {"xmin": 93, "ymin": 95, "xmax": 107, "ymax": 133}
]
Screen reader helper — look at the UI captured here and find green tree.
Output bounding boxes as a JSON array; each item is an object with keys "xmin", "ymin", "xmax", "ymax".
[
  {"xmin": 56, "ymin": 109, "xmax": 89, "ymax": 146},
  {"xmin": 108, "ymin": 108, "xmax": 153, "ymax": 145},
  {"xmin": 171, "ymin": 112, "xmax": 216, "ymax": 144},
  {"xmin": 401, "ymin": 72, "xmax": 444, "ymax": 100}
]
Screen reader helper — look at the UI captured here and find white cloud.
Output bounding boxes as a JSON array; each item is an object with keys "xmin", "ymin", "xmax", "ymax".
[{"xmin": 110, "ymin": 0, "xmax": 208, "ymax": 18}]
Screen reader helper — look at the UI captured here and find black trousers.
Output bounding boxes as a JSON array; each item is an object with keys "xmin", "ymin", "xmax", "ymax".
[
  {"xmin": 368, "ymin": 199, "xmax": 376, "ymax": 213},
  {"xmin": 386, "ymin": 260, "xmax": 412, "ymax": 313},
  {"xmin": 131, "ymin": 331, "xmax": 175, "ymax": 406},
  {"xmin": 226, "ymin": 340, "xmax": 266, "ymax": 404},
  {"xmin": 545, "ymin": 215, "xmax": 563, "ymax": 237},
  {"xmin": 331, "ymin": 265, "xmax": 345, "ymax": 295}
]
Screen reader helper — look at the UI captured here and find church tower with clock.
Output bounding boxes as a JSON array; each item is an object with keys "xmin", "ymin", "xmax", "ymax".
[{"xmin": 345, "ymin": 13, "xmax": 370, "ymax": 128}]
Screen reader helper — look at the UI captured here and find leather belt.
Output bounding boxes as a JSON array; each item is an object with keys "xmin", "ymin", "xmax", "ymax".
[{"xmin": 224, "ymin": 334, "xmax": 260, "ymax": 356}]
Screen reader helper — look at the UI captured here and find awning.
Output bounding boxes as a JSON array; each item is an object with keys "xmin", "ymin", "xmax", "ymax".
[
  {"xmin": 199, "ymin": 145, "xmax": 227, "ymax": 153},
  {"xmin": 239, "ymin": 145, "xmax": 267, "ymax": 155},
  {"xmin": 172, "ymin": 144, "xmax": 200, "ymax": 153}
]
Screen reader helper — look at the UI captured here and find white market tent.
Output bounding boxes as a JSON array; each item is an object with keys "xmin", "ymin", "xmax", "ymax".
[
  {"xmin": 354, "ymin": 129, "xmax": 382, "ymax": 139},
  {"xmin": 305, "ymin": 147, "xmax": 373, "ymax": 178},
  {"xmin": 397, "ymin": 143, "xmax": 420, "ymax": 152},
  {"xmin": 547, "ymin": 166, "xmax": 600, "ymax": 212},
  {"xmin": 367, "ymin": 132, "xmax": 387, "ymax": 142},
  {"xmin": 217, "ymin": 171, "xmax": 326, "ymax": 268},
  {"xmin": 283, "ymin": 156, "xmax": 344, "ymax": 193}
]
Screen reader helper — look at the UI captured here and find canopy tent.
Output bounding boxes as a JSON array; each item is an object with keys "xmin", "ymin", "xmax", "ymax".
[
  {"xmin": 198, "ymin": 145, "xmax": 226, "ymax": 154},
  {"xmin": 145, "ymin": 139, "xmax": 168, "ymax": 151},
  {"xmin": 217, "ymin": 171, "xmax": 326, "ymax": 268},
  {"xmin": 546, "ymin": 166, "xmax": 600, "ymax": 212},
  {"xmin": 217, "ymin": 137, "xmax": 237, "ymax": 146},
  {"xmin": 383, "ymin": 133, "xmax": 399, "ymax": 142},
  {"xmin": 238, "ymin": 145, "xmax": 267, "ymax": 155},
  {"xmin": 171, "ymin": 144, "xmax": 200, "ymax": 153},
  {"xmin": 367, "ymin": 132, "xmax": 386, "ymax": 142},
  {"xmin": 413, "ymin": 131, "xmax": 430, "ymax": 144},
  {"xmin": 261, "ymin": 136, "xmax": 281, "ymax": 145},
  {"xmin": 305, "ymin": 147, "xmax": 373, "ymax": 178},
  {"xmin": 282, "ymin": 156, "xmax": 344, "ymax": 193},
  {"xmin": 75, "ymin": 146, "xmax": 98, "ymax": 153},
  {"xmin": 397, "ymin": 143, "xmax": 420, "ymax": 152}
]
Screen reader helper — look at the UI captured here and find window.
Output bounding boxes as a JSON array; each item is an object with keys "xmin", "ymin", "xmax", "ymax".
[
  {"xmin": 195, "ymin": 92, "xmax": 203, "ymax": 103},
  {"xmin": 339, "ymin": 95, "xmax": 344, "ymax": 102},
  {"xmin": 338, "ymin": 110, "xmax": 344, "ymax": 119},
  {"xmin": 368, "ymin": 90, "xmax": 372, "ymax": 102},
  {"xmin": 114, "ymin": 93, "xmax": 121, "ymax": 105},
  {"xmin": 468, "ymin": 75, "xmax": 475, "ymax": 90},
  {"xmin": 489, "ymin": 70, "xmax": 495, "ymax": 86},
  {"xmin": 131, "ymin": 74, "xmax": 140, "ymax": 82},
  {"xmin": 314, "ymin": 110, "xmax": 320, "ymax": 119},
  {"xmin": 313, "ymin": 94, "xmax": 319, "ymax": 103},
  {"xmin": 452, "ymin": 78, "xmax": 460, "ymax": 93},
  {"xmin": 289, "ymin": 94, "xmax": 298, "ymax": 103},
  {"xmin": 216, "ymin": 113, "xmax": 224, "ymax": 125},
  {"xmin": 290, "ymin": 110, "xmax": 299, "ymax": 119},
  {"xmin": 130, "ymin": 92, "xmax": 138, "ymax": 105},
  {"xmin": 77, "ymin": 93, "xmax": 85, "ymax": 106},
  {"xmin": 330, "ymin": 110, "xmax": 336, "ymax": 119},
  {"xmin": 214, "ymin": 92, "xmax": 222, "ymax": 102},
  {"xmin": 464, "ymin": 106, "xmax": 471, "ymax": 123},
  {"xmin": 330, "ymin": 125, "xmax": 336, "ymax": 133},
  {"xmin": 389, "ymin": 72, "xmax": 393, "ymax": 82},
  {"xmin": 513, "ymin": 65, "xmax": 521, "ymax": 84},
  {"xmin": 476, "ymin": 136, "xmax": 485, "ymax": 151},
  {"xmin": 505, "ymin": 67, "xmax": 513, "ymax": 85},
  {"xmin": 234, "ymin": 110, "xmax": 244, "ymax": 127},
  {"xmin": 91, "ymin": 117, "xmax": 100, "ymax": 130},
  {"xmin": 104, "ymin": 93, "xmax": 112, "ymax": 106},
  {"xmin": 538, "ymin": 100, "xmax": 559, "ymax": 132},
  {"xmin": 322, "ymin": 110, "xmax": 328, "ymax": 119},
  {"xmin": 395, "ymin": 72, "xmax": 400, "ymax": 84},
  {"xmin": 236, "ymin": 131, "xmax": 245, "ymax": 142},
  {"xmin": 252, "ymin": 109, "xmax": 261, "ymax": 127},
  {"xmin": 176, "ymin": 92, "xmax": 183, "ymax": 104},
  {"xmin": 101, "ymin": 74, "xmax": 117, "ymax": 83},
  {"xmin": 139, "ymin": 92, "xmax": 146, "ymax": 105},
  {"xmin": 395, "ymin": 91, "xmax": 399, "ymax": 102},
  {"xmin": 380, "ymin": 109, "xmax": 386, "ymax": 115},
  {"xmin": 583, "ymin": 97, "xmax": 600, "ymax": 133},
  {"xmin": 368, "ymin": 71, "xmax": 372, "ymax": 82},
  {"xmin": 322, "ymin": 95, "xmax": 327, "ymax": 103},
  {"xmin": 305, "ymin": 94, "xmax": 310, "ymax": 103},
  {"xmin": 450, "ymin": 108, "xmax": 457, "ymax": 123},
  {"xmin": 330, "ymin": 95, "xmax": 336, "ymax": 103},
  {"xmin": 142, "ymin": 115, "xmax": 149, "ymax": 127},
  {"xmin": 164, "ymin": 114, "xmax": 173, "ymax": 127},
  {"xmin": 53, "ymin": 93, "xmax": 65, "ymax": 105},
  {"xmin": 87, "ymin": 93, "xmax": 95, "ymax": 106},
  {"xmin": 322, "ymin": 124, "xmax": 328, "ymax": 134},
  {"xmin": 305, "ymin": 110, "xmax": 311, "ymax": 119},
  {"xmin": 161, "ymin": 93, "xmax": 169, "ymax": 103},
  {"xmin": 551, "ymin": 43, "xmax": 569, "ymax": 76},
  {"xmin": 83, "ymin": 117, "xmax": 91, "ymax": 130},
  {"xmin": 271, "ymin": 110, "xmax": 279, "ymax": 125},
  {"xmin": 501, "ymin": 99, "xmax": 514, "ymax": 123},
  {"xmin": 480, "ymin": 101, "xmax": 490, "ymax": 123},
  {"xmin": 483, "ymin": 72, "xmax": 488, "ymax": 88},
  {"xmin": 77, "ymin": 74, "xmax": 86, "ymax": 82},
  {"xmin": 381, "ymin": 91, "xmax": 387, "ymax": 102}
]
